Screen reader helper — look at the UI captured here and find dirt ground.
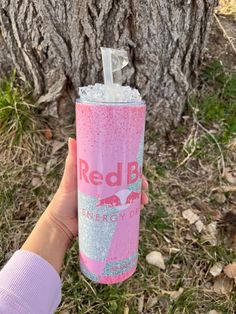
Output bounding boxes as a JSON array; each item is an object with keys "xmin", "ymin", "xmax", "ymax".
[{"xmin": 206, "ymin": 14, "xmax": 236, "ymax": 71}]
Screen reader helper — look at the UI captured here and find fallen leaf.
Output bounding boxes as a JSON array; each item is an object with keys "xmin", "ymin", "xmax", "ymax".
[
  {"xmin": 213, "ymin": 273, "xmax": 233, "ymax": 295},
  {"xmin": 36, "ymin": 165, "xmax": 45, "ymax": 174},
  {"xmin": 169, "ymin": 247, "xmax": 180, "ymax": 254},
  {"xmin": 162, "ymin": 288, "xmax": 184, "ymax": 300},
  {"xmin": 52, "ymin": 140, "xmax": 65, "ymax": 154},
  {"xmin": 210, "ymin": 210, "xmax": 222, "ymax": 221},
  {"xmin": 224, "ymin": 167, "xmax": 236, "ymax": 184},
  {"xmin": 31, "ymin": 177, "xmax": 41, "ymax": 187},
  {"xmin": 182, "ymin": 209, "xmax": 199, "ymax": 224},
  {"xmin": 172, "ymin": 264, "xmax": 181, "ymax": 269},
  {"xmin": 202, "ymin": 222, "xmax": 217, "ymax": 246},
  {"xmin": 124, "ymin": 305, "xmax": 129, "ymax": 314},
  {"xmin": 193, "ymin": 200, "xmax": 212, "ymax": 212},
  {"xmin": 224, "ymin": 262, "xmax": 236, "ymax": 279},
  {"xmin": 220, "ymin": 212, "xmax": 236, "ymax": 247},
  {"xmin": 137, "ymin": 295, "xmax": 144, "ymax": 313},
  {"xmin": 145, "ymin": 296, "xmax": 158, "ymax": 310},
  {"xmin": 195, "ymin": 219, "xmax": 205, "ymax": 233},
  {"xmin": 193, "ymin": 200, "xmax": 221, "ymax": 220},
  {"xmin": 205, "ymin": 282, "xmax": 212, "ymax": 289},
  {"xmin": 210, "ymin": 262, "xmax": 223, "ymax": 277},
  {"xmin": 146, "ymin": 251, "xmax": 165, "ymax": 270},
  {"xmin": 213, "ymin": 192, "xmax": 226, "ymax": 204},
  {"xmin": 44, "ymin": 127, "xmax": 53, "ymax": 140},
  {"xmin": 170, "ymin": 288, "xmax": 184, "ymax": 300},
  {"xmin": 46, "ymin": 158, "xmax": 59, "ymax": 171}
]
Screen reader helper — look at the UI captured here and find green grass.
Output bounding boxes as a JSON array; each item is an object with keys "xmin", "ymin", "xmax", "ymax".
[
  {"xmin": 169, "ymin": 288, "xmax": 198, "ymax": 314},
  {"xmin": 146, "ymin": 204, "xmax": 170, "ymax": 232},
  {"xmin": 183, "ymin": 60, "xmax": 236, "ymax": 162},
  {"xmin": 207, "ymin": 245, "xmax": 236, "ymax": 264},
  {"xmin": 197, "ymin": 60, "xmax": 236, "ymax": 143},
  {"xmin": 0, "ymin": 70, "xmax": 38, "ymax": 144},
  {"xmin": 169, "ymin": 288, "xmax": 236, "ymax": 314}
]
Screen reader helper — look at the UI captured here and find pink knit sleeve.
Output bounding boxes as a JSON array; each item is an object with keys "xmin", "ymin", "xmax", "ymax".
[{"xmin": 0, "ymin": 250, "xmax": 61, "ymax": 314}]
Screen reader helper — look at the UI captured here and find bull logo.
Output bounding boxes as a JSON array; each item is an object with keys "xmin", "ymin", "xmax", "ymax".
[
  {"xmin": 125, "ymin": 191, "xmax": 140, "ymax": 204},
  {"xmin": 96, "ymin": 195, "xmax": 121, "ymax": 208},
  {"xmin": 96, "ymin": 189, "xmax": 140, "ymax": 209}
]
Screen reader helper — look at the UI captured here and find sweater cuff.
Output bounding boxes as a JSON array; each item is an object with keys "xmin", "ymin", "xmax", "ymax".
[{"xmin": 0, "ymin": 250, "xmax": 61, "ymax": 314}]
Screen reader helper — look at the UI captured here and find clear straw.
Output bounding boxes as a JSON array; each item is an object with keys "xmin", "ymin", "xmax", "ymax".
[
  {"xmin": 101, "ymin": 48, "xmax": 113, "ymax": 86},
  {"xmin": 101, "ymin": 47, "xmax": 129, "ymax": 101}
]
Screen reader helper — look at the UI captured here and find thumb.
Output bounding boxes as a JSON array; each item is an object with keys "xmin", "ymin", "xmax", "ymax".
[{"xmin": 59, "ymin": 138, "xmax": 77, "ymax": 193}]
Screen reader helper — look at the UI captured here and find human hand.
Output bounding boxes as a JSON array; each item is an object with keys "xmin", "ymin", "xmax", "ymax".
[{"xmin": 45, "ymin": 138, "xmax": 149, "ymax": 240}]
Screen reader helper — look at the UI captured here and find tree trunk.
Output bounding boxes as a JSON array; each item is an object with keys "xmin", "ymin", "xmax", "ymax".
[{"xmin": 0, "ymin": 0, "xmax": 217, "ymax": 133}]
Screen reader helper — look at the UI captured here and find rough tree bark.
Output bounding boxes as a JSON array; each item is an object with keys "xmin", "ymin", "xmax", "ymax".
[{"xmin": 0, "ymin": 0, "xmax": 218, "ymax": 133}]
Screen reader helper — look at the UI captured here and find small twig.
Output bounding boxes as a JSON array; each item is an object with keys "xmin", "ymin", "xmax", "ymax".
[
  {"xmin": 212, "ymin": 185, "xmax": 236, "ymax": 193},
  {"xmin": 214, "ymin": 14, "xmax": 236, "ymax": 54},
  {"xmin": 193, "ymin": 113, "xmax": 226, "ymax": 176}
]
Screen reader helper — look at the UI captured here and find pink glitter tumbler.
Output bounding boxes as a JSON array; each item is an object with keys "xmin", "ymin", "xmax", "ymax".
[{"xmin": 76, "ymin": 48, "xmax": 146, "ymax": 284}]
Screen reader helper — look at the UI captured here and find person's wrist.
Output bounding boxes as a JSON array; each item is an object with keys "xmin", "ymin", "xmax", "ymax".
[{"xmin": 42, "ymin": 210, "xmax": 74, "ymax": 245}]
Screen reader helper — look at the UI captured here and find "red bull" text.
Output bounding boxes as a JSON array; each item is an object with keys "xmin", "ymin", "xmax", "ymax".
[{"xmin": 79, "ymin": 159, "xmax": 142, "ymax": 187}]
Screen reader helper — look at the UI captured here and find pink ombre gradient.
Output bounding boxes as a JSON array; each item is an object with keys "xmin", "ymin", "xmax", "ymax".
[{"xmin": 76, "ymin": 102, "xmax": 145, "ymax": 284}]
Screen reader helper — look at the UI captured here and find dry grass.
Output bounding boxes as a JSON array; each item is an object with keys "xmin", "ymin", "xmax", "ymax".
[
  {"xmin": 217, "ymin": 0, "xmax": 236, "ymax": 17},
  {"xmin": 1, "ymin": 44, "xmax": 236, "ymax": 314}
]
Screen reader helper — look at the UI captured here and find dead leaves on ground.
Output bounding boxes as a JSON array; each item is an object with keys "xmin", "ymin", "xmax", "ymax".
[
  {"xmin": 182, "ymin": 197, "xmax": 236, "ymax": 248},
  {"xmin": 181, "ymin": 200, "xmax": 236, "ymax": 296},
  {"xmin": 224, "ymin": 167, "xmax": 236, "ymax": 185},
  {"xmin": 182, "ymin": 208, "xmax": 205, "ymax": 233},
  {"xmin": 182, "ymin": 208, "xmax": 218, "ymax": 245},
  {"xmin": 182, "ymin": 209, "xmax": 200, "ymax": 225},
  {"xmin": 219, "ymin": 211, "xmax": 236, "ymax": 248},
  {"xmin": 210, "ymin": 263, "xmax": 236, "ymax": 295},
  {"xmin": 212, "ymin": 166, "xmax": 236, "ymax": 193},
  {"xmin": 137, "ymin": 289, "xmax": 184, "ymax": 313},
  {"xmin": 202, "ymin": 222, "xmax": 218, "ymax": 246},
  {"xmin": 44, "ymin": 127, "xmax": 53, "ymax": 140},
  {"xmin": 213, "ymin": 192, "xmax": 226, "ymax": 204},
  {"xmin": 161, "ymin": 288, "xmax": 184, "ymax": 300},
  {"xmin": 213, "ymin": 273, "xmax": 234, "ymax": 295},
  {"xmin": 210, "ymin": 262, "xmax": 224, "ymax": 277},
  {"xmin": 146, "ymin": 251, "xmax": 165, "ymax": 270},
  {"xmin": 224, "ymin": 263, "xmax": 236, "ymax": 282},
  {"xmin": 192, "ymin": 200, "xmax": 221, "ymax": 221}
]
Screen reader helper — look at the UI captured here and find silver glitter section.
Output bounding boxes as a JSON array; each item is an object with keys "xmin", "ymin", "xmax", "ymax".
[{"xmin": 78, "ymin": 190, "xmax": 120, "ymax": 261}]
